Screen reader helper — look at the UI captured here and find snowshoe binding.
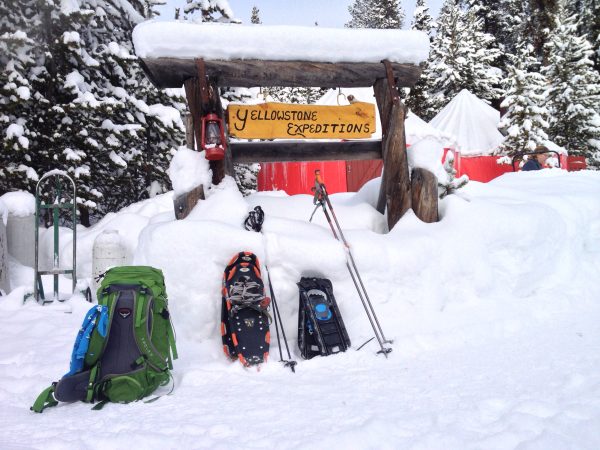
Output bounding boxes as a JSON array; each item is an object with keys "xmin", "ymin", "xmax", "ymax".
[
  {"xmin": 297, "ymin": 277, "xmax": 350, "ymax": 359},
  {"xmin": 221, "ymin": 252, "xmax": 271, "ymax": 367}
]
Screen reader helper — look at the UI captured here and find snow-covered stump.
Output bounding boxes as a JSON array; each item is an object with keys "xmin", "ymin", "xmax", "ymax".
[
  {"xmin": 0, "ymin": 219, "xmax": 9, "ymax": 294},
  {"xmin": 411, "ymin": 168, "xmax": 439, "ymax": 223}
]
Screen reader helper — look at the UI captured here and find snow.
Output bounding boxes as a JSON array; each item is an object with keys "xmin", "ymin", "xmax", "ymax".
[
  {"xmin": 168, "ymin": 146, "xmax": 212, "ymax": 196},
  {"xmin": 1, "ymin": 169, "xmax": 600, "ymax": 448},
  {"xmin": 430, "ymin": 89, "xmax": 505, "ymax": 156},
  {"xmin": 407, "ymin": 137, "xmax": 448, "ymax": 182},
  {"xmin": 132, "ymin": 21, "xmax": 430, "ymax": 65},
  {"xmin": 0, "ymin": 190, "xmax": 35, "ymax": 217}
]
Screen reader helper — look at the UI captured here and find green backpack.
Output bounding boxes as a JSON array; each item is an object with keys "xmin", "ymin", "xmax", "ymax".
[{"xmin": 32, "ymin": 266, "xmax": 178, "ymax": 412}]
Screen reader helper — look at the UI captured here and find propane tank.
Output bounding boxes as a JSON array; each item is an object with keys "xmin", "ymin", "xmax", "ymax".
[{"xmin": 92, "ymin": 230, "xmax": 128, "ymax": 292}]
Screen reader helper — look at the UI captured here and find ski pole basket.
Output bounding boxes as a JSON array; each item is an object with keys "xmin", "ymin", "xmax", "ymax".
[{"xmin": 33, "ymin": 171, "xmax": 77, "ymax": 304}]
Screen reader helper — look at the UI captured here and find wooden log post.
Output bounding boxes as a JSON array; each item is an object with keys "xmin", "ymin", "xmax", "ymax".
[
  {"xmin": 373, "ymin": 65, "xmax": 412, "ymax": 230},
  {"xmin": 410, "ymin": 168, "xmax": 439, "ymax": 223},
  {"xmin": 185, "ymin": 59, "xmax": 233, "ymax": 185}
]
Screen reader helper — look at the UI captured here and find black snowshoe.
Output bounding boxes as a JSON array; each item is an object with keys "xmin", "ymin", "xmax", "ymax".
[
  {"xmin": 221, "ymin": 252, "xmax": 271, "ymax": 367},
  {"xmin": 297, "ymin": 277, "xmax": 350, "ymax": 359}
]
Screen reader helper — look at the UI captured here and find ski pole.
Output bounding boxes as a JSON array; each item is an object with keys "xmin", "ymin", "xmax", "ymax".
[
  {"xmin": 244, "ymin": 207, "xmax": 297, "ymax": 372},
  {"xmin": 317, "ymin": 177, "xmax": 392, "ymax": 345},
  {"xmin": 312, "ymin": 171, "xmax": 392, "ymax": 355}
]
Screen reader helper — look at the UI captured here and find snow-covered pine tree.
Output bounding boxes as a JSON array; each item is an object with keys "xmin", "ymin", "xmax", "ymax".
[
  {"xmin": 498, "ymin": 44, "xmax": 550, "ymax": 156},
  {"xmin": 438, "ymin": 150, "xmax": 468, "ymax": 198},
  {"xmin": 250, "ymin": 5, "xmax": 261, "ymax": 24},
  {"xmin": 411, "ymin": 0, "xmax": 435, "ymax": 38},
  {"xmin": 417, "ymin": 0, "xmax": 502, "ymax": 120},
  {"xmin": 567, "ymin": 0, "xmax": 600, "ymax": 72},
  {"xmin": 184, "ymin": 0, "xmax": 235, "ymax": 22},
  {"xmin": 345, "ymin": 0, "xmax": 404, "ymax": 29},
  {"xmin": 1, "ymin": 0, "xmax": 186, "ymax": 224},
  {"xmin": 466, "ymin": 0, "xmax": 525, "ymax": 76},
  {"xmin": 527, "ymin": 0, "xmax": 560, "ymax": 61},
  {"xmin": 406, "ymin": 0, "xmax": 435, "ymax": 119},
  {"xmin": 543, "ymin": 10, "xmax": 600, "ymax": 168},
  {"xmin": 0, "ymin": 0, "xmax": 37, "ymax": 192}
]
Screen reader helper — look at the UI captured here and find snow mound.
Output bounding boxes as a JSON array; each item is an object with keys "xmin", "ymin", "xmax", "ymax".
[{"xmin": 0, "ymin": 190, "xmax": 35, "ymax": 218}]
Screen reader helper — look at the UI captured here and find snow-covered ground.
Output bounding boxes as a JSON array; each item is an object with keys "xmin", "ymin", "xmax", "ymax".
[{"xmin": 1, "ymin": 169, "xmax": 600, "ymax": 449}]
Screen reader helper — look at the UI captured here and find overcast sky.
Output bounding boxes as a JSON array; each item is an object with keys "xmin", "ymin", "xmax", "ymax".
[{"xmin": 158, "ymin": 1, "xmax": 444, "ymax": 28}]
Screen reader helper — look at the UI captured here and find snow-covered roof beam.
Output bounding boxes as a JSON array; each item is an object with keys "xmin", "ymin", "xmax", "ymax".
[{"xmin": 133, "ymin": 22, "xmax": 429, "ymax": 89}]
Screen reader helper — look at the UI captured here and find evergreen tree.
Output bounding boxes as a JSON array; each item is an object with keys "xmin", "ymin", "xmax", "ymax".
[
  {"xmin": 0, "ymin": 0, "xmax": 37, "ymax": 191},
  {"xmin": 345, "ymin": 0, "xmax": 404, "ymax": 29},
  {"xmin": 567, "ymin": 0, "xmax": 600, "ymax": 71},
  {"xmin": 543, "ymin": 11, "xmax": 600, "ymax": 167},
  {"xmin": 411, "ymin": 0, "xmax": 435, "ymax": 38},
  {"xmin": 1, "ymin": 0, "xmax": 186, "ymax": 224},
  {"xmin": 498, "ymin": 44, "xmax": 550, "ymax": 156},
  {"xmin": 417, "ymin": 1, "xmax": 501, "ymax": 120},
  {"xmin": 250, "ymin": 5, "xmax": 261, "ymax": 24},
  {"xmin": 527, "ymin": 0, "xmax": 560, "ymax": 61},
  {"xmin": 438, "ymin": 150, "xmax": 468, "ymax": 198},
  {"xmin": 184, "ymin": 0, "xmax": 235, "ymax": 22},
  {"xmin": 406, "ymin": 0, "xmax": 435, "ymax": 119}
]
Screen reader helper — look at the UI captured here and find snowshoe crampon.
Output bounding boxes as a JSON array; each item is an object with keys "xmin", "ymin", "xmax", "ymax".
[{"xmin": 221, "ymin": 252, "xmax": 270, "ymax": 367}]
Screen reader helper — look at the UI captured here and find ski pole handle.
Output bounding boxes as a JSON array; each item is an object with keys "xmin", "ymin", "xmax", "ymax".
[{"xmin": 315, "ymin": 170, "xmax": 323, "ymax": 185}]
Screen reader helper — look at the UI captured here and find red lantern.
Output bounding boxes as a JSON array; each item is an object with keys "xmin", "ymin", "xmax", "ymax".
[{"xmin": 201, "ymin": 113, "xmax": 226, "ymax": 160}]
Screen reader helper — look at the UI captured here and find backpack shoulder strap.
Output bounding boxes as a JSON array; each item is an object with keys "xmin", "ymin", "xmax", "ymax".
[{"xmin": 31, "ymin": 384, "xmax": 58, "ymax": 413}]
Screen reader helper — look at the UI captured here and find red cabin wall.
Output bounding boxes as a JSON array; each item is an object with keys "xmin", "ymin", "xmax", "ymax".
[{"xmin": 257, "ymin": 161, "xmax": 348, "ymax": 195}]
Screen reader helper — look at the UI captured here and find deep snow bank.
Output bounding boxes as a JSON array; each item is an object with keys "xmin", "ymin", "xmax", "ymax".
[{"xmin": 1, "ymin": 169, "xmax": 600, "ymax": 449}]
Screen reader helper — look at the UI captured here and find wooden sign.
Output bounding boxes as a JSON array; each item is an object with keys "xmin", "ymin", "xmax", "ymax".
[{"xmin": 227, "ymin": 102, "xmax": 376, "ymax": 140}]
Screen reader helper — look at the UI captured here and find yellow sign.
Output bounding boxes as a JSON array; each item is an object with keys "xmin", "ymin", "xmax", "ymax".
[{"xmin": 227, "ymin": 102, "xmax": 376, "ymax": 140}]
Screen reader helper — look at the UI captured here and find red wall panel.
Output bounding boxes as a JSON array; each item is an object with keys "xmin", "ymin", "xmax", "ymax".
[{"xmin": 257, "ymin": 161, "xmax": 348, "ymax": 195}]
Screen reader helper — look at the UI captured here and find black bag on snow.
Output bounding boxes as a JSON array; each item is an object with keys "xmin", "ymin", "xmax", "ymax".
[{"xmin": 297, "ymin": 277, "xmax": 350, "ymax": 359}]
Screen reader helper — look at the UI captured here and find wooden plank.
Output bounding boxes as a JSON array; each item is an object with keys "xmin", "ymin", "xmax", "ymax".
[
  {"xmin": 410, "ymin": 168, "xmax": 439, "ymax": 223},
  {"xmin": 185, "ymin": 113, "xmax": 194, "ymax": 149},
  {"xmin": 173, "ymin": 184, "xmax": 205, "ymax": 220},
  {"xmin": 227, "ymin": 102, "xmax": 376, "ymax": 140},
  {"xmin": 140, "ymin": 58, "xmax": 422, "ymax": 89},
  {"xmin": 230, "ymin": 140, "xmax": 382, "ymax": 163}
]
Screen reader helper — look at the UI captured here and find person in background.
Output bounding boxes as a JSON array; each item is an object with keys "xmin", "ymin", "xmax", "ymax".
[{"xmin": 522, "ymin": 145, "xmax": 550, "ymax": 171}]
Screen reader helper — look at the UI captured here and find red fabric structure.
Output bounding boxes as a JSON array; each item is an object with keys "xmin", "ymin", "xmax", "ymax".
[
  {"xmin": 257, "ymin": 161, "xmax": 348, "ymax": 195},
  {"xmin": 454, "ymin": 154, "xmax": 513, "ymax": 182},
  {"xmin": 257, "ymin": 152, "xmax": 579, "ymax": 195},
  {"xmin": 567, "ymin": 156, "xmax": 587, "ymax": 171},
  {"xmin": 346, "ymin": 160, "xmax": 383, "ymax": 192}
]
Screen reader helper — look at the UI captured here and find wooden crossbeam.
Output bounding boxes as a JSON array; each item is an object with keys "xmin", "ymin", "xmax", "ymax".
[
  {"xmin": 230, "ymin": 140, "xmax": 382, "ymax": 163},
  {"xmin": 140, "ymin": 58, "xmax": 422, "ymax": 89}
]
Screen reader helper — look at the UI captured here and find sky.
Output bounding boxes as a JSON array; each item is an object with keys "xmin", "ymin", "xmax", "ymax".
[{"xmin": 157, "ymin": 0, "xmax": 444, "ymax": 28}]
